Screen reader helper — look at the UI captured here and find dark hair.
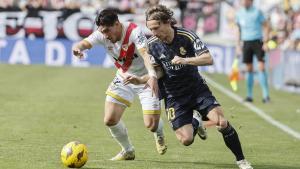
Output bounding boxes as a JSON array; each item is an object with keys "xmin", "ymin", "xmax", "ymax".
[
  {"xmin": 95, "ymin": 8, "xmax": 119, "ymax": 27},
  {"xmin": 145, "ymin": 4, "xmax": 177, "ymax": 25}
]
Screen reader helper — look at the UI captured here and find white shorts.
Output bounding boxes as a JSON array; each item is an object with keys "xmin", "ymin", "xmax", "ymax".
[{"xmin": 105, "ymin": 74, "xmax": 161, "ymax": 115}]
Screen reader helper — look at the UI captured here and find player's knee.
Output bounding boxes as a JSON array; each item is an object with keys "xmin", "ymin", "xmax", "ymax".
[
  {"xmin": 103, "ymin": 117, "xmax": 118, "ymax": 126},
  {"xmin": 218, "ymin": 119, "xmax": 228, "ymax": 129},
  {"xmin": 144, "ymin": 120, "xmax": 158, "ymax": 132},
  {"xmin": 177, "ymin": 134, "xmax": 194, "ymax": 146},
  {"xmin": 181, "ymin": 137, "xmax": 194, "ymax": 146}
]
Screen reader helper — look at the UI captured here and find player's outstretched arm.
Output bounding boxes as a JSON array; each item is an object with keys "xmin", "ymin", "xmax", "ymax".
[{"xmin": 72, "ymin": 40, "xmax": 92, "ymax": 59}]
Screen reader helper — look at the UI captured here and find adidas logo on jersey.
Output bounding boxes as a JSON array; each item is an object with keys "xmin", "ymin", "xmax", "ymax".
[{"xmin": 160, "ymin": 54, "xmax": 167, "ymax": 59}]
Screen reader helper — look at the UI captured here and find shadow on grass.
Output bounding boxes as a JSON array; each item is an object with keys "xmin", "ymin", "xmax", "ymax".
[
  {"xmin": 82, "ymin": 158, "xmax": 298, "ymax": 169},
  {"xmin": 132, "ymin": 159, "xmax": 299, "ymax": 169}
]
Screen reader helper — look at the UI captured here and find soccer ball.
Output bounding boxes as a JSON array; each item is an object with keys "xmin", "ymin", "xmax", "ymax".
[{"xmin": 61, "ymin": 141, "xmax": 88, "ymax": 168}]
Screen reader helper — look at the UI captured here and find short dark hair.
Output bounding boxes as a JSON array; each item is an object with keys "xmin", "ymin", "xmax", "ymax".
[
  {"xmin": 145, "ymin": 5, "xmax": 177, "ymax": 25},
  {"xmin": 95, "ymin": 8, "xmax": 119, "ymax": 27}
]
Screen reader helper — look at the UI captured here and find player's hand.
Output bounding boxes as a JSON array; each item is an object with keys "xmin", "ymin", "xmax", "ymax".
[
  {"xmin": 262, "ymin": 42, "xmax": 269, "ymax": 52},
  {"xmin": 145, "ymin": 76, "xmax": 159, "ymax": 98},
  {"xmin": 171, "ymin": 56, "xmax": 187, "ymax": 65},
  {"xmin": 123, "ymin": 74, "xmax": 143, "ymax": 85},
  {"xmin": 72, "ymin": 47, "xmax": 84, "ymax": 59},
  {"xmin": 235, "ymin": 45, "xmax": 242, "ymax": 56}
]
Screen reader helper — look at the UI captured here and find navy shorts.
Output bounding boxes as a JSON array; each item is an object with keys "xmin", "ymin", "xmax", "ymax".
[
  {"xmin": 164, "ymin": 90, "xmax": 220, "ymax": 130},
  {"xmin": 242, "ymin": 39, "xmax": 265, "ymax": 63}
]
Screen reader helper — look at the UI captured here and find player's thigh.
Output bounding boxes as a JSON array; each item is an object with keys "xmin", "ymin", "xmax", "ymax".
[
  {"xmin": 104, "ymin": 76, "xmax": 135, "ymax": 125},
  {"xmin": 165, "ymin": 97, "xmax": 193, "ymax": 131},
  {"xmin": 242, "ymin": 41, "xmax": 254, "ymax": 64},
  {"xmin": 175, "ymin": 123, "xmax": 194, "ymax": 141},
  {"xmin": 195, "ymin": 92, "xmax": 221, "ymax": 122},
  {"xmin": 106, "ymin": 76, "xmax": 135, "ymax": 107},
  {"xmin": 206, "ymin": 106, "xmax": 227, "ymax": 127},
  {"xmin": 137, "ymin": 86, "xmax": 161, "ymax": 125}
]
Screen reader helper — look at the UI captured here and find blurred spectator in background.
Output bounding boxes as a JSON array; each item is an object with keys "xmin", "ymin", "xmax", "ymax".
[
  {"xmin": 290, "ymin": 11, "xmax": 300, "ymax": 50},
  {"xmin": 235, "ymin": 0, "xmax": 271, "ymax": 103},
  {"xmin": 2, "ymin": 0, "xmax": 300, "ymax": 52},
  {"xmin": 0, "ymin": 0, "xmax": 20, "ymax": 11},
  {"xmin": 50, "ymin": 0, "xmax": 65, "ymax": 10}
]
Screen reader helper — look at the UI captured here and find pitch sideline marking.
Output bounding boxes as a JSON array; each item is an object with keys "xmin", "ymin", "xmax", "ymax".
[{"xmin": 203, "ymin": 74, "xmax": 300, "ymax": 140}]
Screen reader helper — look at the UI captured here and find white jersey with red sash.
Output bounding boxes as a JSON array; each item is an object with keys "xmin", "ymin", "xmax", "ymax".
[{"xmin": 84, "ymin": 22, "xmax": 148, "ymax": 76}]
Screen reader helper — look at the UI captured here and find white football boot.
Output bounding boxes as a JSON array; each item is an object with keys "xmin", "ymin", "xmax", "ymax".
[
  {"xmin": 236, "ymin": 159, "xmax": 253, "ymax": 169},
  {"xmin": 110, "ymin": 149, "xmax": 135, "ymax": 161},
  {"xmin": 193, "ymin": 112, "xmax": 207, "ymax": 140},
  {"xmin": 154, "ymin": 133, "xmax": 167, "ymax": 155}
]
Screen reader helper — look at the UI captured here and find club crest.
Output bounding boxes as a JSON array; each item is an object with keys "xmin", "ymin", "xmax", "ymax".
[
  {"xmin": 180, "ymin": 47, "xmax": 187, "ymax": 55},
  {"xmin": 122, "ymin": 44, "xmax": 128, "ymax": 51}
]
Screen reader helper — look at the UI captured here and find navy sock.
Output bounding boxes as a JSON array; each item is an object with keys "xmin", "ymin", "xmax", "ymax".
[{"xmin": 218, "ymin": 122, "xmax": 245, "ymax": 161}]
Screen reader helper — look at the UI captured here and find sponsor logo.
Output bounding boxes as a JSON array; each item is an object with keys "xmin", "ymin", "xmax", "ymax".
[
  {"xmin": 137, "ymin": 32, "xmax": 147, "ymax": 45},
  {"xmin": 194, "ymin": 38, "xmax": 204, "ymax": 50}
]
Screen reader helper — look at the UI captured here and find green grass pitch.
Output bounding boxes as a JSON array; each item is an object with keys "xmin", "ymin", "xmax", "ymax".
[{"xmin": 0, "ymin": 64, "xmax": 299, "ymax": 169}]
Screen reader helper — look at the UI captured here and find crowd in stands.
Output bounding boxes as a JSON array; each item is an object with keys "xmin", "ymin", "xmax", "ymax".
[
  {"xmin": 267, "ymin": 0, "xmax": 300, "ymax": 51},
  {"xmin": 1, "ymin": 0, "xmax": 300, "ymax": 51}
]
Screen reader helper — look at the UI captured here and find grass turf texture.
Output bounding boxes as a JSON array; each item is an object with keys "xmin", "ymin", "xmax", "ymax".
[{"xmin": 0, "ymin": 64, "xmax": 299, "ymax": 169}]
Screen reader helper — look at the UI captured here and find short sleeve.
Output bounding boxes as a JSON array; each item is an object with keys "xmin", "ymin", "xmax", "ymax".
[
  {"xmin": 84, "ymin": 31, "xmax": 104, "ymax": 46},
  {"xmin": 192, "ymin": 37, "xmax": 209, "ymax": 56},
  {"xmin": 131, "ymin": 26, "xmax": 148, "ymax": 49}
]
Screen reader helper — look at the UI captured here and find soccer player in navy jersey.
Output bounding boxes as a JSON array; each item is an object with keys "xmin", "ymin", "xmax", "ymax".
[{"xmin": 123, "ymin": 5, "xmax": 253, "ymax": 169}]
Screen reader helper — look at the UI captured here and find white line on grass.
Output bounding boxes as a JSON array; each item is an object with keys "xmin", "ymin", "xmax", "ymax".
[{"xmin": 203, "ymin": 74, "xmax": 300, "ymax": 140}]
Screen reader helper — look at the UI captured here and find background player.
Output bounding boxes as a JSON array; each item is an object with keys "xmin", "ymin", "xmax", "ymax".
[{"xmin": 235, "ymin": 0, "xmax": 270, "ymax": 103}]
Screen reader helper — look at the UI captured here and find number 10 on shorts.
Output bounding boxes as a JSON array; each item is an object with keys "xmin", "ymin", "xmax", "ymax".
[{"xmin": 167, "ymin": 107, "xmax": 175, "ymax": 121}]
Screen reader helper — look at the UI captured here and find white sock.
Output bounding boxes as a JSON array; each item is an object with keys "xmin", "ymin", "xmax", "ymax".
[
  {"xmin": 154, "ymin": 118, "xmax": 164, "ymax": 138},
  {"xmin": 108, "ymin": 120, "xmax": 133, "ymax": 151}
]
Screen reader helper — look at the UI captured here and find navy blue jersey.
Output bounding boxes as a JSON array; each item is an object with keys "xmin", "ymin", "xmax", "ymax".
[{"xmin": 147, "ymin": 27, "xmax": 210, "ymax": 98}]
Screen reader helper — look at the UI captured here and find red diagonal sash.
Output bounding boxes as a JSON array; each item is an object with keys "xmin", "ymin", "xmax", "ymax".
[{"xmin": 114, "ymin": 23, "xmax": 137, "ymax": 72}]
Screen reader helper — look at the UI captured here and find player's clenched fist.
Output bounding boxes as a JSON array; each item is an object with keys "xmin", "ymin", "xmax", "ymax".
[{"xmin": 72, "ymin": 47, "xmax": 84, "ymax": 59}]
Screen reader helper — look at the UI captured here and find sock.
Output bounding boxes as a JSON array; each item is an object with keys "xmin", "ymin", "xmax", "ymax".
[
  {"xmin": 259, "ymin": 71, "xmax": 269, "ymax": 99},
  {"xmin": 154, "ymin": 118, "xmax": 164, "ymax": 138},
  {"xmin": 108, "ymin": 120, "xmax": 133, "ymax": 151},
  {"xmin": 192, "ymin": 117, "xmax": 200, "ymax": 137},
  {"xmin": 218, "ymin": 122, "xmax": 245, "ymax": 161},
  {"xmin": 246, "ymin": 72, "xmax": 254, "ymax": 98}
]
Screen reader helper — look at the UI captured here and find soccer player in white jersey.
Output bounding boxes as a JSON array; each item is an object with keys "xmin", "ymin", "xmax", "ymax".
[{"xmin": 72, "ymin": 9, "xmax": 167, "ymax": 160}]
